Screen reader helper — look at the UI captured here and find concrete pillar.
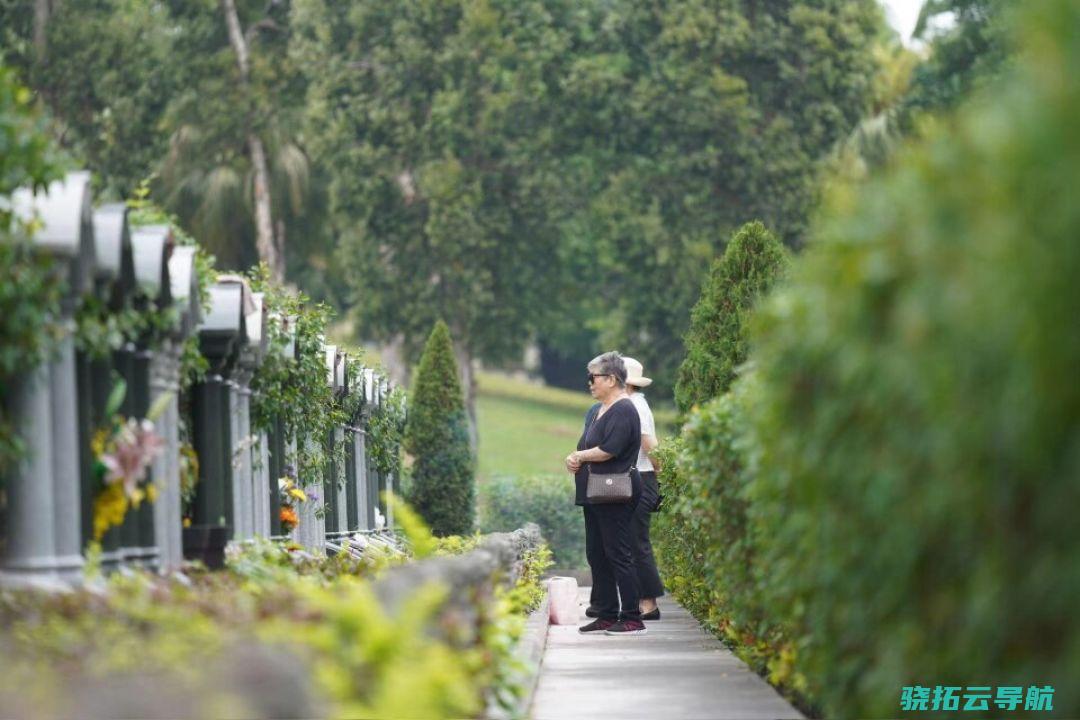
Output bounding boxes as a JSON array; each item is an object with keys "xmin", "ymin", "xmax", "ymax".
[
  {"xmin": 227, "ymin": 379, "xmax": 251, "ymax": 541},
  {"xmin": 0, "ymin": 364, "xmax": 64, "ymax": 588},
  {"xmin": 238, "ymin": 384, "xmax": 254, "ymax": 539},
  {"xmin": 334, "ymin": 427, "xmax": 348, "ymax": 534},
  {"xmin": 132, "ymin": 348, "xmax": 159, "ymax": 569},
  {"xmin": 385, "ymin": 472, "xmax": 395, "ymax": 530},
  {"xmin": 354, "ymin": 428, "xmax": 370, "ymax": 530},
  {"xmin": 301, "ymin": 436, "xmax": 325, "ymax": 553},
  {"xmin": 49, "ymin": 328, "xmax": 87, "ymax": 580},
  {"xmin": 151, "ymin": 346, "xmax": 182, "ymax": 571}
]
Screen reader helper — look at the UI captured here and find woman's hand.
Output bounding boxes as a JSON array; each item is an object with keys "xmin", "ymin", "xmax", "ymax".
[{"xmin": 565, "ymin": 451, "xmax": 582, "ymax": 473}]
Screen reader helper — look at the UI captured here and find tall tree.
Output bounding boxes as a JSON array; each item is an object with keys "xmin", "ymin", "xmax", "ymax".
[
  {"xmin": 220, "ymin": 0, "xmax": 282, "ymax": 281},
  {"xmin": 293, "ymin": 0, "xmax": 577, "ymax": 430},
  {"xmin": 404, "ymin": 321, "xmax": 475, "ymax": 537},
  {"xmin": 561, "ymin": 0, "xmax": 885, "ymax": 398}
]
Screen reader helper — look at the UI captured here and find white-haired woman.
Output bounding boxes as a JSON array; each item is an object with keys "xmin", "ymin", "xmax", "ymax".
[{"xmin": 565, "ymin": 351, "xmax": 646, "ymax": 635}]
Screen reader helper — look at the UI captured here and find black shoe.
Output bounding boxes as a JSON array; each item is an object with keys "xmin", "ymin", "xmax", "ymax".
[
  {"xmin": 641, "ymin": 608, "xmax": 661, "ymax": 621},
  {"xmin": 585, "ymin": 605, "xmax": 600, "ymax": 618},
  {"xmin": 578, "ymin": 618, "xmax": 617, "ymax": 633},
  {"xmin": 604, "ymin": 619, "xmax": 648, "ymax": 635}
]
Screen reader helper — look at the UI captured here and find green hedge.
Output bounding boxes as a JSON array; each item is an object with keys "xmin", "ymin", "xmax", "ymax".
[
  {"xmin": 478, "ymin": 474, "xmax": 584, "ymax": 570},
  {"xmin": 653, "ymin": 383, "xmax": 798, "ymax": 691},
  {"xmin": 656, "ymin": 2, "xmax": 1080, "ymax": 717}
]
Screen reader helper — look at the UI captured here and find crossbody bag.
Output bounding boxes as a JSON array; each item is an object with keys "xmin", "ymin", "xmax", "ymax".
[{"xmin": 583, "ymin": 401, "xmax": 636, "ymax": 504}]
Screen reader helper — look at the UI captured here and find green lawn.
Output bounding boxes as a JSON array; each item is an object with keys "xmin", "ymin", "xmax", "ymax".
[
  {"xmin": 475, "ymin": 371, "xmax": 675, "ymax": 480},
  {"xmin": 476, "ymin": 373, "xmax": 590, "ymax": 480}
]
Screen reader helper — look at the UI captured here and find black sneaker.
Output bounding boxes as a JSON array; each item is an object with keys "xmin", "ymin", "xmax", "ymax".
[
  {"xmin": 605, "ymin": 619, "xmax": 647, "ymax": 635},
  {"xmin": 641, "ymin": 608, "xmax": 661, "ymax": 621},
  {"xmin": 585, "ymin": 605, "xmax": 600, "ymax": 618},
  {"xmin": 578, "ymin": 618, "xmax": 617, "ymax": 633}
]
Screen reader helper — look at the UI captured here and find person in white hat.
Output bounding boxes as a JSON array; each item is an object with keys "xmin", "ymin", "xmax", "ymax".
[
  {"xmin": 622, "ymin": 357, "xmax": 665, "ymax": 619},
  {"xmin": 583, "ymin": 356, "xmax": 665, "ymax": 621}
]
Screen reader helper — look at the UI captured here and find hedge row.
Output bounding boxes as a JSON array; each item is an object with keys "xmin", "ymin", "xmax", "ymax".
[{"xmin": 655, "ymin": 2, "xmax": 1080, "ymax": 717}]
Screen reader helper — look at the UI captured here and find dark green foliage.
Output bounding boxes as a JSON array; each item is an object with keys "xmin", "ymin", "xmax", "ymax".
[
  {"xmin": 567, "ymin": 0, "xmax": 884, "ymax": 397},
  {"xmin": 405, "ymin": 322, "xmax": 475, "ymax": 537},
  {"xmin": 478, "ymin": 475, "xmax": 584, "ymax": 570},
  {"xmin": 742, "ymin": 2, "xmax": 1080, "ymax": 715},
  {"xmin": 675, "ymin": 221, "xmax": 787, "ymax": 414},
  {"xmin": 903, "ymin": 0, "xmax": 1011, "ymax": 124}
]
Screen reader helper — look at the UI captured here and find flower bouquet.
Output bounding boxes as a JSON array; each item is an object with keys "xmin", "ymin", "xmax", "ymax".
[
  {"xmin": 90, "ymin": 380, "xmax": 167, "ymax": 541},
  {"xmin": 278, "ymin": 465, "xmax": 314, "ymax": 534}
]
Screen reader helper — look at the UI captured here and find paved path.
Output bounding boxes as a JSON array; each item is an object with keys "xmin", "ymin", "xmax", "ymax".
[{"xmin": 530, "ymin": 587, "xmax": 803, "ymax": 720}]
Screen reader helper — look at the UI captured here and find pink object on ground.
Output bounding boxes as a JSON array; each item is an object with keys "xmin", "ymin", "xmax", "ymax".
[{"xmin": 547, "ymin": 576, "xmax": 580, "ymax": 625}]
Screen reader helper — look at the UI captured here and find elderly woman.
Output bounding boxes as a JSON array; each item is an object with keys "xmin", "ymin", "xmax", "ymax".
[{"xmin": 565, "ymin": 351, "xmax": 646, "ymax": 636}]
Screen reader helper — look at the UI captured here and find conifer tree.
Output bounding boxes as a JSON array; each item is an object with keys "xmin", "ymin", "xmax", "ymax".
[
  {"xmin": 404, "ymin": 320, "xmax": 475, "ymax": 536},
  {"xmin": 675, "ymin": 221, "xmax": 788, "ymax": 414}
]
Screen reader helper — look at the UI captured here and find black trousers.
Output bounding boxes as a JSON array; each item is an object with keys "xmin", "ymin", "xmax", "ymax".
[
  {"xmin": 633, "ymin": 471, "xmax": 665, "ymax": 598},
  {"xmin": 584, "ymin": 503, "xmax": 641, "ymax": 621}
]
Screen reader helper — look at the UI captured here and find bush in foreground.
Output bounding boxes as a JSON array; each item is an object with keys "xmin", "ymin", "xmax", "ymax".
[
  {"xmin": 657, "ymin": 3, "xmax": 1080, "ymax": 717},
  {"xmin": 743, "ymin": 2, "xmax": 1080, "ymax": 715}
]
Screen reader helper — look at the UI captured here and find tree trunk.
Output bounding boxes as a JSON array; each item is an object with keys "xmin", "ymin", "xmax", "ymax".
[
  {"xmin": 220, "ymin": 0, "xmax": 284, "ymax": 282},
  {"xmin": 452, "ymin": 339, "xmax": 478, "ymax": 452},
  {"xmin": 33, "ymin": 0, "xmax": 55, "ymax": 62}
]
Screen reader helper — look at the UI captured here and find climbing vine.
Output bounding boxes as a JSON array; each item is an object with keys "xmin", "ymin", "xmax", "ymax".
[
  {"xmin": 368, "ymin": 385, "xmax": 407, "ymax": 477},
  {"xmin": 247, "ymin": 264, "xmax": 345, "ymax": 489}
]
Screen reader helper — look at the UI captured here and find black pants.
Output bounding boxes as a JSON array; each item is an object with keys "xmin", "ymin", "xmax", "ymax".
[
  {"xmin": 584, "ymin": 503, "xmax": 641, "ymax": 621},
  {"xmin": 633, "ymin": 471, "xmax": 665, "ymax": 599}
]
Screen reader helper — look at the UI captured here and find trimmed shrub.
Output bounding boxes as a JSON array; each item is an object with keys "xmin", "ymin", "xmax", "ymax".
[
  {"xmin": 478, "ymin": 475, "xmax": 584, "ymax": 570},
  {"xmin": 653, "ymin": 381, "xmax": 801, "ymax": 696},
  {"xmin": 743, "ymin": 2, "xmax": 1080, "ymax": 716},
  {"xmin": 405, "ymin": 321, "xmax": 475, "ymax": 536},
  {"xmin": 674, "ymin": 221, "xmax": 788, "ymax": 415}
]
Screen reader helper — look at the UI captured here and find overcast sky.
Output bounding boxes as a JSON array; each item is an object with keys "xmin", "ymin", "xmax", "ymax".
[{"xmin": 881, "ymin": 0, "xmax": 926, "ymax": 44}]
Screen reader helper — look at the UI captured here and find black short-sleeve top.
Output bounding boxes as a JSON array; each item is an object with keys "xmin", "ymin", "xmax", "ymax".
[{"xmin": 573, "ymin": 398, "xmax": 641, "ymax": 505}]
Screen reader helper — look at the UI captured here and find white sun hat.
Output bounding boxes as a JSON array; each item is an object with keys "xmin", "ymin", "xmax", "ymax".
[{"xmin": 622, "ymin": 357, "xmax": 653, "ymax": 388}]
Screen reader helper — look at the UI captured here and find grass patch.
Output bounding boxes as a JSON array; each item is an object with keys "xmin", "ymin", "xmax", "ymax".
[{"xmin": 476, "ymin": 382, "xmax": 587, "ymax": 481}]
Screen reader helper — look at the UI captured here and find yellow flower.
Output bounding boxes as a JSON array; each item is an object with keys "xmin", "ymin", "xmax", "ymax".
[
  {"xmin": 287, "ymin": 487, "xmax": 308, "ymax": 502},
  {"xmin": 145, "ymin": 483, "xmax": 159, "ymax": 503},
  {"xmin": 92, "ymin": 484, "xmax": 129, "ymax": 541},
  {"xmin": 183, "ymin": 517, "xmax": 192, "ymax": 528},
  {"xmin": 129, "ymin": 487, "xmax": 146, "ymax": 508},
  {"xmin": 90, "ymin": 428, "xmax": 109, "ymax": 458}
]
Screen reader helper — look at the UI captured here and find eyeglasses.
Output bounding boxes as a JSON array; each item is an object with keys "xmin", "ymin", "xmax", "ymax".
[{"xmin": 587, "ymin": 373, "xmax": 611, "ymax": 384}]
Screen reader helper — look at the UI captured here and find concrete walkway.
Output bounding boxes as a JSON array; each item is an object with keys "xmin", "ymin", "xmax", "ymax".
[{"xmin": 530, "ymin": 587, "xmax": 803, "ymax": 720}]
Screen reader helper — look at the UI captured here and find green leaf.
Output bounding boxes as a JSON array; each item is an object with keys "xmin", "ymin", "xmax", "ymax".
[{"xmin": 105, "ymin": 379, "xmax": 127, "ymax": 417}]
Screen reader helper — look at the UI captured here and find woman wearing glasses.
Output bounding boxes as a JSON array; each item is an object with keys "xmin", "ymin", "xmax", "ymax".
[{"xmin": 565, "ymin": 351, "xmax": 646, "ymax": 635}]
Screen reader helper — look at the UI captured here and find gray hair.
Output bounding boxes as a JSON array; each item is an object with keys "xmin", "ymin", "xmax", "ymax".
[{"xmin": 587, "ymin": 351, "xmax": 627, "ymax": 387}]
